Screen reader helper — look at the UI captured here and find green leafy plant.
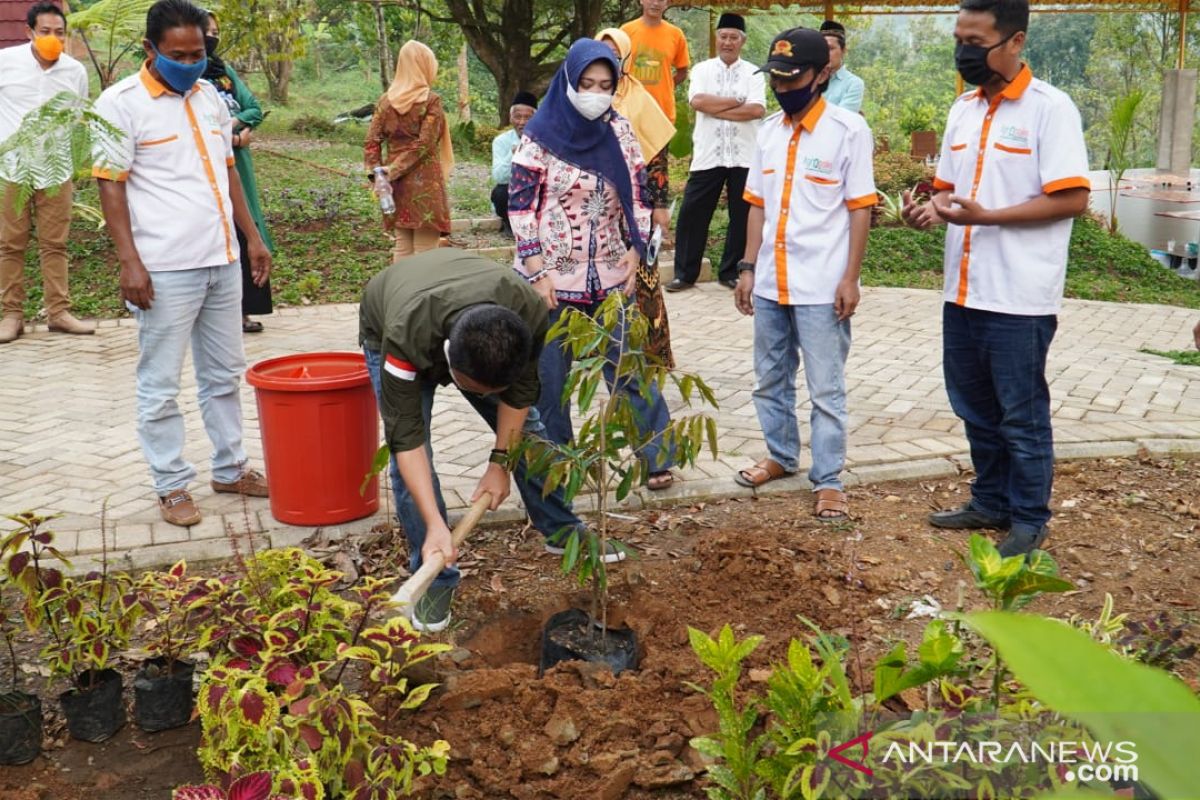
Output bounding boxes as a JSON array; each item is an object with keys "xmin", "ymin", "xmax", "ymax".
[
  {"xmin": 959, "ymin": 533, "xmax": 1073, "ymax": 612},
  {"xmin": 1117, "ymin": 610, "xmax": 1197, "ymax": 672},
  {"xmin": 135, "ymin": 560, "xmax": 222, "ymax": 672},
  {"xmin": 192, "ymin": 548, "xmax": 450, "ymax": 797},
  {"xmin": 1104, "ymin": 89, "xmax": 1145, "ymax": 235},
  {"xmin": 67, "ymin": 0, "xmax": 157, "ymax": 88},
  {"xmin": 966, "ymin": 610, "xmax": 1200, "ymax": 800},
  {"xmin": 871, "ymin": 149, "xmax": 933, "ymax": 196},
  {"xmin": 0, "ymin": 91, "xmax": 125, "ymax": 214},
  {"xmin": 873, "ymin": 620, "xmax": 965, "ymax": 704},
  {"xmin": 515, "ymin": 293, "xmax": 719, "ymax": 636}
]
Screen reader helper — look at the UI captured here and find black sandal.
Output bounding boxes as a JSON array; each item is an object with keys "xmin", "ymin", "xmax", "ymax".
[
  {"xmin": 647, "ymin": 471, "xmax": 674, "ymax": 491},
  {"xmin": 242, "ymin": 319, "xmax": 264, "ymax": 333}
]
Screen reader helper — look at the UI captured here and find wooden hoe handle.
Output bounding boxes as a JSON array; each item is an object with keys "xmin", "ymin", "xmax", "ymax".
[{"xmin": 390, "ymin": 492, "xmax": 492, "ymax": 610}]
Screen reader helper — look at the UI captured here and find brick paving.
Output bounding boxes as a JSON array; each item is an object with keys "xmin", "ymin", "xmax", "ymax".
[{"xmin": 2, "ymin": 284, "xmax": 1199, "ymax": 570}]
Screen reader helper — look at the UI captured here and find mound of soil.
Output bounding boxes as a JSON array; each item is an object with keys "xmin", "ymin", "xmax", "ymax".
[{"xmin": 3, "ymin": 456, "xmax": 1197, "ymax": 799}]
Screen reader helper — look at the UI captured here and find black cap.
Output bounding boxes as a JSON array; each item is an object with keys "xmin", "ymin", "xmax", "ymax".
[
  {"xmin": 759, "ymin": 27, "xmax": 829, "ymax": 78},
  {"xmin": 511, "ymin": 90, "xmax": 538, "ymax": 109},
  {"xmin": 716, "ymin": 12, "xmax": 745, "ymax": 32},
  {"xmin": 820, "ymin": 20, "xmax": 846, "ymax": 44}
]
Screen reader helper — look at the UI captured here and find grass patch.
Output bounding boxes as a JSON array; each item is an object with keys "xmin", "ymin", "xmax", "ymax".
[{"xmin": 1141, "ymin": 349, "xmax": 1200, "ymax": 366}]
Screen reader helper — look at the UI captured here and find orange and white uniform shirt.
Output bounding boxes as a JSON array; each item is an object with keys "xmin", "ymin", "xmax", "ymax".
[
  {"xmin": 92, "ymin": 64, "xmax": 238, "ymax": 272},
  {"xmin": 743, "ymin": 96, "xmax": 877, "ymax": 305},
  {"xmin": 933, "ymin": 66, "xmax": 1089, "ymax": 316}
]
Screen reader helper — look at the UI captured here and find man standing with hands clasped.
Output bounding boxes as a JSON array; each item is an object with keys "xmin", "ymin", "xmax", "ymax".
[
  {"xmin": 732, "ymin": 28, "xmax": 877, "ymax": 523},
  {"xmin": 902, "ymin": 0, "xmax": 1090, "ymax": 558}
]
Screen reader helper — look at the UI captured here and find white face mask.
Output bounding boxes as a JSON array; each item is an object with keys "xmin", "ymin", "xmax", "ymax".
[{"xmin": 566, "ymin": 83, "xmax": 613, "ymax": 120}]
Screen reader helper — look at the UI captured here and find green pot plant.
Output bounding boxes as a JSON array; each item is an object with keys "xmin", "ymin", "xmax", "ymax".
[
  {"xmin": 513, "ymin": 294, "xmax": 720, "ymax": 674},
  {"xmin": 132, "ymin": 560, "xmax": 222, "ymax": 732},
  {"xmin": 0, "ymin": 512, "xmax": 61, "ymax": 764},
  {"xmin": 8, "ymin": 511, "xmax": 142, "ymax": 742}
]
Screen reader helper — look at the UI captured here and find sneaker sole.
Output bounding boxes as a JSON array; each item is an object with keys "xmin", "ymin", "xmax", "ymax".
[
  {"xmin": 544, "ymin": 543, "xmax": 627, "ymax": 564},
  {"xmin": 411, "ymin": 613, "xmax": 451, "ymax": 633}
]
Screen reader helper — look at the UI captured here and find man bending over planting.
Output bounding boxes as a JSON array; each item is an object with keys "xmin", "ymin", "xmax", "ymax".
[{"xmin": 360, "ymin": 249, "xmax": 624, "ymax": 632}]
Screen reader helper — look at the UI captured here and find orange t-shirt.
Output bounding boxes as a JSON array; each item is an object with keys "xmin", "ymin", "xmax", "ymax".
[{"xmin": 620, "ymin": 18, "xmax": 690, "ymax": 122}]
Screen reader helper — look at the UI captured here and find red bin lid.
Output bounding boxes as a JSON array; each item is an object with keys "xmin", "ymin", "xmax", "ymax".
[{"xmin": 246, "ymin": 352, "xmax": 370, "ymax": 392}]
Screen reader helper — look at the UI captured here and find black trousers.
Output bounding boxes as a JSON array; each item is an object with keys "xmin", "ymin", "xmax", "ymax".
[
  {"xmin": 491, "ymin": 183, "xmax": 510, "ymax": 233},
  {"xmin": 672, "ymin": 166, "xmax": 749, "ymax": 284},
  {"xmin": 237, "ymin": 226, "xmax": 272, "ymax": 316}
]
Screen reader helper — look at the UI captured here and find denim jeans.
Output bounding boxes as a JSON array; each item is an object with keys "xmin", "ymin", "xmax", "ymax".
[
  {"xmin": 536, "ymin": 301, "xmax": 674, "ymax": 474},
  {"xmin": 943, "ymin": 302, "xmax": 1056, "ymax": 532},
  {"xmin": 364, "ymin": 348, "xmax": 586, "ymax": 591},
  {"xmin": 751, "ymin": 297, "xmax": 851, "ymax": 490},
  {"xmin": 132, "ymin": 263, "xmax": 247, "ymax": 494}
]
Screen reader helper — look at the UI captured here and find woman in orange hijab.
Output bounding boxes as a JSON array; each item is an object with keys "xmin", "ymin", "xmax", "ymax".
[{"xmin": 364, "ymin": 41, "xmax": 456, "ymax": 261}]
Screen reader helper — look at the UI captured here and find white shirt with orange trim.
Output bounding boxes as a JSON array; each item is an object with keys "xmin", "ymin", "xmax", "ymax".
[
  {"xmin": 91, "ymin": 65, "xmax": 238, "ymax": 273},
  {"xmin": 933, "ymin": 66, "xmax": 1089, "ymax": 316},
  {"xmin": 743, "ymin": 97, "xmax": 877, "ymax": 306},
  {"xmin": 0, "ymin": 43, "xmax": 90, "ymax": 188}
]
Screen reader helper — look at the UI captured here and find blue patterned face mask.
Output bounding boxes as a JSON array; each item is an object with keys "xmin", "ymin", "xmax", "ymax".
[{"xmin": 151, "ymin": 44, "xmax": 207, "ymax": 94}]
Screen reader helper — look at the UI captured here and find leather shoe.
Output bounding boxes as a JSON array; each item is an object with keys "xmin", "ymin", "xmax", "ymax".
[
  {"xmin": 159, "ymin": 489, "xmax": 202, "ymax": 527},
  {"xmin": 212, "ymin": 467, "xmax": 269, "ymax": 497},
  {"xmin": 719, "ymin": 278, "xmax": 738, "ymax": 289},
  {"xmin": 928, "ymin": 503, "xmax": 1010, "ymax": 530},
  {"xmin": 997, "ymin": 526, "xmax": 1048, "ymax": 558},
  {"xmin": 665, "ymin": 279, "xmax": 694, "ymax": 292},
  {"xmin": 0, "ymin": 315, "xmax": 23, "ymax": 343},
  {"xmin": 48, "ymin": 311, "xmax": 96, "ymax": 335}
]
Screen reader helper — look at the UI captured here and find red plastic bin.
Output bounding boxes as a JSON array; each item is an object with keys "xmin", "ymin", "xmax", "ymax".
[{"xmin": 246, "ymin": 352, "xmax": 380, "ymax": 526}]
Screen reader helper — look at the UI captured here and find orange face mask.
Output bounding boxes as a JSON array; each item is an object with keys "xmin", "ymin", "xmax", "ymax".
[{"xmin": 32, "ymin": 35, "xmax": 64, "ymax": 62}]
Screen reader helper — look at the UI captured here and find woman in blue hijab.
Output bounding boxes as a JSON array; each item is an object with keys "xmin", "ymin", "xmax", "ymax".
[{"xmin": 509, "ymin": 38, "xmax": 675, "ymax": 490}]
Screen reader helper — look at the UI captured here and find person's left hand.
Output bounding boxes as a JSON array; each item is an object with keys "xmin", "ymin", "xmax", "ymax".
[
  {"xmin": 619, "ymin": 248, "xmax": 640, "ymax": 297},
  {"xmin": 1193, "ymin": 320, "xmax": 1199, "ymax": 350},
  {"xmin": 234, "ymin": 129, "xmax": 252, "ymax": 148},
  {"xmin": 248, "ymin": 238, "xmax": 272, "ymax": 286},
  {"xmin": 473, "ymin": 462, "xmax": 510, "ymax": 510},
  {"xmin": 834, "ymin": 279, "xmax": 860, "ymax": 321},
  {"xmin": 932, "ymin": 194, "xmax": 993, "ymax": 226}
]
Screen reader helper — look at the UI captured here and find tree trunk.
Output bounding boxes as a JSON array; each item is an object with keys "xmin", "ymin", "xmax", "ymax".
[
  {"xmin": 265, "ymin": 56, "xmax": 293, "ymax": 104},
  {"xmin": 373, "ymin": 0, "xmax": 391, "ymax": 91},
  {"xmin": 457, "ymin": 43, "xmax": 471, "ymax": 123}
]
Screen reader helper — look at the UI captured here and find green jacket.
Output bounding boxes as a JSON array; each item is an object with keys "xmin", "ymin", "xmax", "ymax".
[
  {"xmin": 359, "ymin": 250, "xmax": 549, "ymax": 454},
  {"xmin": 225, "ymin": 64, "xmax": 274, "ymax": 251}
]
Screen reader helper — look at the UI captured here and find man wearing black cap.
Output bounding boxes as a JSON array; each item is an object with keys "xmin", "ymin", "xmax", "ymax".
[
  {"xmin": 491, "ymin": 90, "xmax": 538, "ymax": 237},
  {"xmin": 820, "ymin": 20, "xmax": 865, "ymax": 113},
  {"xmin": 667, "ymin": 12, "xmax": 765, "ymax": 292},
  {"xmin": 732, "ymin": 27, "xmax": 877, "ymax": 524}
]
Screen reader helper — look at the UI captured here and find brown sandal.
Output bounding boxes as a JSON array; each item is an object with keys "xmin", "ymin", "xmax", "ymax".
[
  {"xmin": 814, "ymin": 488, "xmax": 849, "ymax": 520},
  {"xmin": 647, "ymin": 470, "xmax": 674, "ymax": 491},
  {"xmin": 734, "ymin": 458, "xmax": 790, "ymax": 488}
]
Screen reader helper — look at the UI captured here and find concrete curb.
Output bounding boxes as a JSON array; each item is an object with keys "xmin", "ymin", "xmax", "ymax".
[{"xmin": 55, "ymin": 435, "xmax": 1200, "ymax": 572}]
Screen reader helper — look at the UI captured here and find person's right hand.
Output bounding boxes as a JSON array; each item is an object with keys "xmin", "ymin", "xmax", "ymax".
[
  {"xmin": 120, "ymin": 261, "xmax": 155, "ymax": 310},
  {"xmin": 373, "ymin": 170, "xmax": 390, "ymax": 195},
  {"xmin": 1193, "ymin": 320, "xmax": 1199, "ymax": 350},
  {"xmin": 421, "ymin": 519, "xmax": 458, "ymax": 569},
  {"xmin": 619, "ymin": 248, "xmax": 640, "ymax": 297},
  {"xmin": 734, "ymin": 271, "xmax": 754, "ymax": 316},
  {"xmin": 901, "ymin": 189, "xmax": 943, "ymax": 230}
]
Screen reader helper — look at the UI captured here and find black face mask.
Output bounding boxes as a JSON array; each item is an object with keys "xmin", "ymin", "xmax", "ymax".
[
  {"xmin": 772, "ymin": 80, "xmax": 821, "ymax": 118},
  {"xmin": 204, "ymin": 35, "xmax": 219, "ymax": 58},
  {"xmin": 954, "ymin": 32, "xmax": 1014, "ymax": 86}
]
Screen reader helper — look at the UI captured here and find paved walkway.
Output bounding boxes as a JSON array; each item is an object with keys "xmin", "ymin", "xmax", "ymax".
[{"xmin": 2, "ymin": 285, "xmax": 1199, "ymax": 570}]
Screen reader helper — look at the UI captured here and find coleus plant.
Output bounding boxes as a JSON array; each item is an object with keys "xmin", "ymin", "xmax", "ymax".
[
  {"xmin": 5, "ymin": 511, "xmax": 141, "ymax": 691},
  {"xmin": 194, "ymin": 548, "xmax": 451, "ymax": 799},
  {"xmin": 174, "ymin": 771, "xmax": 289, "ymax": 800},
  {"xmin": 135, "ymin": 559, "xmax": 222, "ymax": 671}
]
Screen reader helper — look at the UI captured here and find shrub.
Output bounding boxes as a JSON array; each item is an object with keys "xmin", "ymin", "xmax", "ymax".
[{"xmin": 873, "ymin": 150, "xmax": 934, "ymax": 196}]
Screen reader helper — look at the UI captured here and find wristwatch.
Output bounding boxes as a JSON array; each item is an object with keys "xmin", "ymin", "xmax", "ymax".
[
  {"xmin": 737, "ymin": 260, "xmax": 755, "ymax": 274},
  {"xmin": 488, "ymin": 448, "xmax": 510, "ymax": 469}
]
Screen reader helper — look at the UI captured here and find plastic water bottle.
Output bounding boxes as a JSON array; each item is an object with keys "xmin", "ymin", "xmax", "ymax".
[{"xmin": 373, "ymin": 168, "xmax": 395, "ymax": 215}]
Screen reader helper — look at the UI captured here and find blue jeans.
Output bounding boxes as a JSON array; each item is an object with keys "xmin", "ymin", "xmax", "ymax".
[
  {"xmin": 364, "ymin": 349, "xmax": 585, "ymax": 590},
  {"xmin": 943, "ymin": 303, "xmax": 1056, "ymax": 532},
  {"xmin": 751, "ymin": 297, "xmax": 850, "ymax": 490},
  {"xmin": 536, "ymin": 301, "xmax": 674, "ymax": 474},
  {"xmin": 132, "ymin": 263, "xmax": 247, "ymax": 494}
]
